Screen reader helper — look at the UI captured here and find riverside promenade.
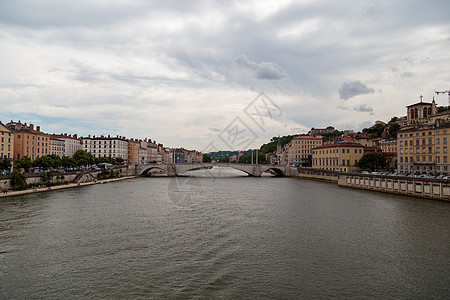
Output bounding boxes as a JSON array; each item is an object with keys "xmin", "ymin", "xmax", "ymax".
[{"xmin": 0, "ymin": 176, "xmax": 137, "ymax": 199}]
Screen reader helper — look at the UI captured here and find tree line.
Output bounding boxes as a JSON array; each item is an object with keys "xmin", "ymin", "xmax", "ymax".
[{"xmin": 1, "ymin": 150, "xmax": 124, "ymax": 173}]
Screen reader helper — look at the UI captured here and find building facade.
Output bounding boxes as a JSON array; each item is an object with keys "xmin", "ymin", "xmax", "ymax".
[
  {"xmin": 289, "ymin": 135, "xmax": 323, "ymax": 165},
  {"xmin": 7, "ymin": 121, "xmax": 49, "ymax": 162},
  {"xmin": 49, "ymin": 136, "xmax": 65, "ymax": 157},
  {"xmin": 397, "ymin": 124, "xmax": 449, "ymax": 175},
  {"xmin": 81, "ymin": 135, "xmax": 128, "ymax": 160},
  {"xmin": 0, "ymin": 122, "xmax": 14, "ymax": 161},
  {"xmin": 127, "ymin": 139, "xmax": 140, "ymax": 165},
  {"xmin": 50, "ymin": 134, "xmax": 81, "ymax": 157},
  {"xmin": 397, "ymin": 97, "xmax": 450, "ymax": 175},
  {"xmin": 312, "ymin": 142, "xmax": 365, "ymax": 172}
]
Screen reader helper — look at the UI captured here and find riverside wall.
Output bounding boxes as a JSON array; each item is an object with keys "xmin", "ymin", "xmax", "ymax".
[
  {"xmin": 338, "ymin": 174, "xmax": 450, "ymax": 201},
  {"xmin": 0, "ymin": 165, "xmax": 136, "ymax": 190},
  {"xmin": 296, "ymin": 167, "xmax": 449, "ymax": 201}
]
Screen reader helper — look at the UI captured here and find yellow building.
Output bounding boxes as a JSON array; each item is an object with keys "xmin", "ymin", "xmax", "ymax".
[
  {"xmin": 127, "ymin": 139, "xmax": 140, "ymax": 165},
  {"xmin": 397, "ymin": 124, "xmax": 450, "ymax": 175},
  {"xmin": 397, "ymin": 96, "xmax": 450, "ymax": 175},
  {"xmin": 290, "ymin": 135, "xmax": 323, "ymax": 165},
  {"xmin": 6, "ymin": 121, "xmax": 49, "ymax": 162},
  {"xmin": 312, "ymin": 142, "xmax": 365, "ymax": 172},
  {"xmin": 0, "ymin": 121, "xmax": 14, "ymax": 161}
]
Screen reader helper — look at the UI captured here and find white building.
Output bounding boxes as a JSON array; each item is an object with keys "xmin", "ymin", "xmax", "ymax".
[
  {"xmin": 81, "ymin": 135, "xmax": 128, "ymax": 160},
  {"xmin": 50, "ymin": 134, "xmax": 82, "ymax": 157},
  {"xmin": 49, "ymin": 136, "xmax": 65, "ymax": 157}
]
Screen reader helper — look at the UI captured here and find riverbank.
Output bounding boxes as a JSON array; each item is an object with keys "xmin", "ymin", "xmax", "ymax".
[{"xmin": 0, "ymin": 176, "xmax": 137, "ymax": 199}]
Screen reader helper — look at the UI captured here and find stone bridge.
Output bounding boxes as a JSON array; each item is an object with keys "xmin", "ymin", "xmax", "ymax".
[{"xmin": 139, "ymin": 163, "xmax": 292, "ymax": 177}]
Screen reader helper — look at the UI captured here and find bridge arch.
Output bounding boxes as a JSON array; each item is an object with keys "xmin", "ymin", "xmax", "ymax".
[
  {"xmin": 141, "ymin": 166, "xmax": 167, "ymax": 176},
  {"xmin": 139, "ymin": 163, "xmax": 287, "ymax": 177},
  {"xmin": 263, "ymin": 167, "xmax": 285, "ymax": 177}
]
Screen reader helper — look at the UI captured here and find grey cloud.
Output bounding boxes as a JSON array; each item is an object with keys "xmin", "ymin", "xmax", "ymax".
[
  {"xmin": 339, "ymin": 81, "xmax": 375, "ymax": 100},
  {"xmin": 234, "ymin": 55, "xmax": 287, "ymax": 80},
  {"xmin": 353, "ymin": 104, "xmax": 374, "ymax": 112},
  {"xmin": 401, "ymin": 71, "xmax": 415, "ymax": 78}
]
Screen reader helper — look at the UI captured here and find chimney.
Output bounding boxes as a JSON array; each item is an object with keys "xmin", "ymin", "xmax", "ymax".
[
  {"xmin": 74, "ymin": 134, "xmax": 77, "ymax": 139},
  {"xmin": 36, "ymin": 126, "xmax": 40, "ymax": 132},
  {"xmin": 29, "ymin": 124, "xmax": 34, "ymax": 130}
]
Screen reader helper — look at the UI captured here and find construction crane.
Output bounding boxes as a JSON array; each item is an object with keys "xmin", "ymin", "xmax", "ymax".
[{"xmin": 434, "ymin": 90, "xmax": 450, "ymax": 106}]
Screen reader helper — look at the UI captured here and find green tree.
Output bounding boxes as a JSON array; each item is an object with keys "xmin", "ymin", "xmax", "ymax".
[
  {"xmin": 10, "ymin": 169, "xmax": 27, "ymax": 190},
  {"xmin": 41, "ymin": 171, "xmax": 54, "ymax": 186},
  {"xmin": 32, "ymin": 155, "xmax": 54, "ymax": 169},
  {"xmin": 114, "ymin": 157, "xmax": 125, "ymax": 164},
  {"xmin": 358, "ymin": 152, "xmax": 387, "ymax": 172},
  {"xmin": 15, "ymin": 156, "xmax": 32, "ymax": 172},
  {"xmin": 238, "ymin": 154, "xmax": 251, "ymax": 164},
  {"xmin": 260, "ymin": 135, "xmax": 294, "ymax": 154},
  {"xmin": 61, "ymin": 156, "xmax": 76, "ymax": 168},
  {"xmin": 203, "ymin": 153, "xmax": 212, "ymax": 163},
  {"xmin": 48, "ymin": 154, "xmax": 62, "ymax": 168},
  {"xmin": 388, "ymin": 123, "xmax": 401, "ymax": 138},
  {"xmin": 219, "ymin": 156, "xmax": 230, "ymax": 163},
  {"xmin": 73, "ymin": 150, "xmax": 94, "ymax": 167},
  {"xmin": 389, "ymin": 116, "xmax": 399, "ymax": 123},
  {"xmin": 0, "ymin": 157, "xmax": 12, "ymax": 171}
]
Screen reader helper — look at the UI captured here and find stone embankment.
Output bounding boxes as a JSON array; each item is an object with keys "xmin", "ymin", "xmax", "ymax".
[
  {"xmin": 0, "ymin": 165, "xmax": 137, "ymax": 191},
  {"xmin": 0, "ymin": 176, "xmax": 137, "ymax": 198},
  {"xmin": 296, "ymin": 167, "xmax": 449, "ymax": 201}
]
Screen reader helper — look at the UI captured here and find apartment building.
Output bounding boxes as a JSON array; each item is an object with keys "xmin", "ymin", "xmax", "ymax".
[
  {"xmin": 49, "ymin": 134, "xmax": 81, "ymax": 157},
  {"xmin": 6, "ymin": 121, "xmax": 49, "ymax": 161},
  {"xmin": 0, "ymin": 121, "xmax": 14, "ymax": 161},
  {"xmin": 312, "ymin": 142, "xmax": 365, "ymax": 172},
  {"xmin": 49, "ymin": 136, "xmax": 65, "ymax": 157},
  {"xmin": 397, "ymin": 97, "xmax": 450, "ymax": 175},
  {"xmin": 81, "ymin": 135, "xmax": 128, "ymax": 160},
  {"xmin": 286, "ymin": 135, "xmax": 323, "ymax": 165},
  {"xmin": 397, "ymin": 125, "xmax": 450, "ymax": 175}
]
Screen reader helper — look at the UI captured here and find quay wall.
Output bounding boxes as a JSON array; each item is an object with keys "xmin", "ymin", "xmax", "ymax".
[
  {"xmin": 338, "ymin": 174, "xmax": 449, "ymax": 201},
  {"xmin": 0, "ymin": 166, "xmax": 136, "ymax": 190},
  {"xmin": 296, "ymin": 167, "xmax": 339, "ymax": 182}
]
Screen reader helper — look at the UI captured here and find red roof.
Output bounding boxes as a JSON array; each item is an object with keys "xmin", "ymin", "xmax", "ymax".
[{"xmin": 312, "ymin": 142, "xmax": 364, "ymax": 150}]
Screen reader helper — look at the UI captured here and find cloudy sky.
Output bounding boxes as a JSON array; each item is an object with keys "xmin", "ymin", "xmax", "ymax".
[{"xmin": 1, "ymin": 0, "xmax": 449, "ymax": 150}]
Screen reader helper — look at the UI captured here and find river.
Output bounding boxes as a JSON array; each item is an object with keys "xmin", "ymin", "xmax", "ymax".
[{"xmin": 1, "ymin": 167, "xmax": 449, "ymax": 299}]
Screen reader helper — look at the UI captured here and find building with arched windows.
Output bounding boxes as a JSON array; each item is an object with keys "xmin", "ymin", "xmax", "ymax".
[{"xmin": 397, "ymin": 97, "xmax": 450, "ymax": 175}]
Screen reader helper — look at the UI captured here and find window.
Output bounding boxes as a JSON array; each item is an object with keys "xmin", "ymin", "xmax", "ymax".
[
  {"xmin": 437, "ymin": 138, "xmax": 440, "ymax": 144},
  {"xmin": 400, "ymin": 141, "xmax": 403, "ymax": 146},
  {"xmin": 437, "ymin": 147, "xmax": 440, "ymax": 153},
  {"xmin": 444, "ymin": 147, "xmax": 447, "ymax": 153},
  {"xmin": 437, "ymin": 156, "xmax": 440, "ymax": 163},
  {"xmin": 444, "ymin": 138, "xmax": 447, "ymax": 144},
  {"xmin": 429, "ymin": 156, "xmax": 432, "ymax": 162},
  {"xmin": 400, "ymin": 157, "xmax": 403, "ymax": 162},
  {"xmin": 444, "ymin": 156, "xmax": 448, "ymax": 163},
  {"xmin": 416, "ymin": 140, "xmax": 420, "ymax": 145},
  {"xmin": 428, "ymin": 147, "xmax": 432, "ymax": 153},
  {"xmin": 428, "ymin": 138, "xmax": 432, "ymax": 145}
]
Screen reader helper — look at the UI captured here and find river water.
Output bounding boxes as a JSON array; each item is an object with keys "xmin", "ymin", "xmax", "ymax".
[{"xmin": 1, "ymin": 167, "xmax": 449, "ymax": 299}]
